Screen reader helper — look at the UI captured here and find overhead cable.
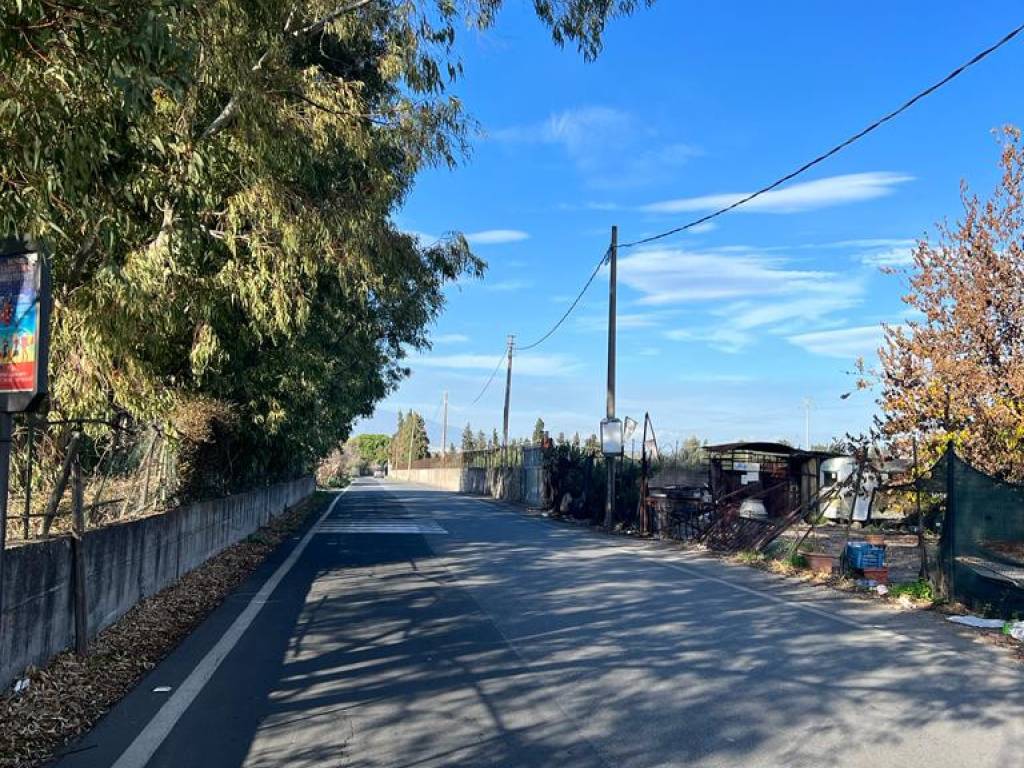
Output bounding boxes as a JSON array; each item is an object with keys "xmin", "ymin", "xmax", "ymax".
[
  {"xmin": 469, "ymin": 351, "xmax": 508, "ymax": 405},
  {"xmin": 619, "ymin": 21, "xmax": 1024, "ymax": 249},
  {"xmin": 516, "ymin": 247, "xmax": 611, "ymax": 351}
]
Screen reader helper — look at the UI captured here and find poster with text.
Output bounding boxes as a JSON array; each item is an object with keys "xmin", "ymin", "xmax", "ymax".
[{"xmin": 0, "ymin": 253, "xmax": 39, "ymax": 394}]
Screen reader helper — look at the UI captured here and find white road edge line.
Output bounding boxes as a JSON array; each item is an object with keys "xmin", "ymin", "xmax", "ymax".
[{"xmin": 110, "ymin": 486, "xmax": 350, "ymax": 768}]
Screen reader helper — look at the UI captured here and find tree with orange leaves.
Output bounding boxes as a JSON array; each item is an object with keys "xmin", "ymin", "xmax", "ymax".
[{"xmin": 877, "ymin": 127, "xmax": 1024, "ymax": 480}]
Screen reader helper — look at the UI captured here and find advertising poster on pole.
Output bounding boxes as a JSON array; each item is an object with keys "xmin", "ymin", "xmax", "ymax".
[{"xmin": 0, "ymin": 252, "xmax": 40, "ymax": 396}]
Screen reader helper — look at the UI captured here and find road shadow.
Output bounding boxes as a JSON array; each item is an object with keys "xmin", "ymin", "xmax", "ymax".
[{"xmin": 125, "ymin": 481, "xmax": 1024, "ymax": 768}]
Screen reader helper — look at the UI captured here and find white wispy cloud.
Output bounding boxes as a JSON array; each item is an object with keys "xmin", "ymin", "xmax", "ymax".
[
  {"xmin": 432, "ymin": 333, "xmax": 469, "ymax": 344},
  {"xmin": 640, "ymin": 172, "xmax": 913, "ymax": 215},
  {"xmin": 856, "ymin": 239, "xmax": 917, "ymax": 267},
  {"xmin": 494, "ymin": 106, "xmax": 700, "ymax": 188},
  {"xmin": 787, "ymin": 324, "xmax": 890, "ymax": 359},
  {"xmin": 413, "ymin": 353, "xmax": 582, "ymax": 377},
  {"xmin": 575, "ymin": 312, "xmax": 666, "ymax": 332},
  {"xmin": 484, "ymin": 279, "xmax": 532, "ymax": 292},
  {"xmin": 831, "ymin": 238, "xmax": 917, "ymax": 249},
  {"xmin": 466, "ymin": 229, "xmax": 530, "ymax": 245},
  {"xmin": 405, "ymin": 229, "xmax": 529, "ymax": 247},
  {"xmin": 406, "ymin": 229, "xmax": 439, "ymax": 244},
  {"xmin": 621, "ymin": 245, "xmax": 866, "ymax": 352},
  {"xmin": 619, "ymin": 247, "xmax": 844, "ymax": 305},
  {"xmin": 687, "ymin": 222, "xmax": 718, "ymax": 234}
]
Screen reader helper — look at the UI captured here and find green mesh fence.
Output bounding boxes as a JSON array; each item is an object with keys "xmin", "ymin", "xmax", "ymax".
[{"xmin": 918, "ymin": 447, "xmax": 1024, "ymax": 616}]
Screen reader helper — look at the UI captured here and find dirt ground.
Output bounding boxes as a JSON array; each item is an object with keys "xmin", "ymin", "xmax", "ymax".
[{"xmin": 777, "ymin": 524, "xmax": 936, "ymax": 584}]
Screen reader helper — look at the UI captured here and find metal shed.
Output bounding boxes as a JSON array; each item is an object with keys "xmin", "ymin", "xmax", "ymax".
[{"xmin": 705, "ymin": 441, "xmax": 833, "ymax": 519}]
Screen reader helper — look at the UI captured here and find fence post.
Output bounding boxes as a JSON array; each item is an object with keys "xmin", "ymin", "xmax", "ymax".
[
  {"xmin": 23, "ymin": 417, "xmax": 35, "ymax": 539},
  {"xmin": 71, "ymin": 454, "xmax": 89, "ymax": 655},
  {"xmin": 0, "ymin": 413, "xmax": 12, "ymax": 646},
  {"xmin": 944, "ymin": 442, "xmax": 957, "ymax": 603}
]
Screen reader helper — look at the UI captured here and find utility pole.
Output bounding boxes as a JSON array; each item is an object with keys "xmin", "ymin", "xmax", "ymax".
[
  {"xmin": 603, "ymin": 225, "xmax": 618, "ymax": 529},
  {"xmin": 441, "ymin": 390, "xmax": 448, "ymax": 465},
  {"xmin": 638, "ymin": 413, "xmax": 650, "ymax": 534},
  {"xmin": 803, "ymin": 397, "xmax": 813, "ymax": 449},
  {"xmin": 501, "ymin": 335, "xmax": 514, "ymax": 464}
]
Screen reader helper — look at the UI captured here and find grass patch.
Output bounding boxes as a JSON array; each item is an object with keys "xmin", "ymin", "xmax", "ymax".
[
  {"xmin": 733, "ymin": 550, "xmax": 766, "ymax": 565},
  {"xmin": 785, "ymin": 553, "xmax": 807, "ymax": 569},
  {"xmin": 888, "ymin": 580, "xmax": 935, "ymax": 602}
]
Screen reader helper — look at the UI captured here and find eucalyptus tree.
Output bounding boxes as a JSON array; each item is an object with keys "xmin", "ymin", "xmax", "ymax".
[{"xmin": 1, "ymin": 0, "xmax": 653, "ymax": 488}]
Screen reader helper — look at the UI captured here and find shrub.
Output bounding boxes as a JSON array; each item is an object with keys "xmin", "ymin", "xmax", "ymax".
[{"xmin": 888, "ymin": 580, "xmax": 934, "ymax": 601}]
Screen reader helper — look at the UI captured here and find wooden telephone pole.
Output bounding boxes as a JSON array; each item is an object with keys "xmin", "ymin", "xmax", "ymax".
[
  {"xmin": 603, "ymin": 226, "xmax": 618, "ymax": 529},
  {"xmin": 501, "ymin": 335, "xmax": 514, "ymax": 465},
  {"xmin": 441, "ymin": 390, "xmax": 448, "ymax": 465}
]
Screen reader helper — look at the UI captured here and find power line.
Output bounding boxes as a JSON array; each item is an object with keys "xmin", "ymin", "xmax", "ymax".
[
  {"xmin": 470, "ymin": 351, "xmax": 508, "ymax": 405},
  {"xmin": 462, "ymin": 22, "xmax": 1024, "ymax": 416},
  {"xmin": 462, "ymin": 246, "xmax": 607, "ymax": 409},
  {"xmin": 517, "ymin": 247, "xmax": 611, "ymax": 351},
  {"xmin": 619, "ymin": 20, "xmax": 1024, "ymax": 249}
]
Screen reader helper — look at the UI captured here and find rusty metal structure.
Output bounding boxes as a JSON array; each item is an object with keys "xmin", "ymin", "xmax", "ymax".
[{"xmin": 643, "ymin": 441, "xmax": 838, "ymax": 552}]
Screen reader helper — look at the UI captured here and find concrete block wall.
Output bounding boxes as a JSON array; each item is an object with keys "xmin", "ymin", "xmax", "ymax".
[
  {"xmin": 1, "ymin": 476, "xmax": 313, "ymax": 690},
  {"xmin": 392, "ymin": 459, "xmax": 546, "ymax": 508}
]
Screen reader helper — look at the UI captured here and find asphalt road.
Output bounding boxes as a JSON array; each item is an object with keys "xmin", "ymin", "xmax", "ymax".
[{"xmin": 55, "ymin": 479, "xmax": 1024, "ymax": 768}]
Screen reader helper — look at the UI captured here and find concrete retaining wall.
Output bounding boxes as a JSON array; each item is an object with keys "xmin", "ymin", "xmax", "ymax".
[
  {"xmin": 388, "ymin": 466, "xmax": 462, "ymax": 491},
  {"xmin": 1, "ymin": 476, "xmax": 314, "ymax": 690},
  {"xmin": 391, "ymin": 448, "xmax": 546, "ymax": 508}
]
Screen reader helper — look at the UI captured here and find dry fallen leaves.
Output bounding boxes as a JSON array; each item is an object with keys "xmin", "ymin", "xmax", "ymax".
[{"xmin": 0, "ymin": 493, "xmax": 325, "ymax": 768}]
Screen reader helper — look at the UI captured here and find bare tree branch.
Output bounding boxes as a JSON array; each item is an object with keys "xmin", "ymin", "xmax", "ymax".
[
  {"xmin": 199, "ymin": 0, "xmax": 372, "ymax": 142},
  {"xmin": 294, "ymin": 0, "xmax": 374, "ymax": 38},
  {"xmin": 200, "ymin": 50, "xmax": 272, "ymax": 140},
  {"xmin": 274, "ymin": 89, "xmax": 390, "ymax": 125}
]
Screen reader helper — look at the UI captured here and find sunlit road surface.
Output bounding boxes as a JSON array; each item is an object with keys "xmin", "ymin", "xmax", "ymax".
[{"xmin": 56, "ymin": 479, "xmax": 1024, "ymax": 768}]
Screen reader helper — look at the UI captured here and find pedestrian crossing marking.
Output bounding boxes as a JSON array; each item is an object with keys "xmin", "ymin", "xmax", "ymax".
[{"xmin": 317, "ymin": 519, "xmax": 447, "ymax": 535}]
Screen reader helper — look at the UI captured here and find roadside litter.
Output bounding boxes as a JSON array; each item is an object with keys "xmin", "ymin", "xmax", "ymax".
[
  {"xmin": 946, "ymin": 615, "xmax": 1024, "ymax": 640},
  {"xmin": 946, "ymin": 615, "xmax": 1006, "ymax": 629}
]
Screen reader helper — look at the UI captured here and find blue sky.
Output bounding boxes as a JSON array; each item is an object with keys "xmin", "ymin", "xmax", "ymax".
[{"xmin": 359, "ymin": 1, "xmax": 1024, "ymax": 451}]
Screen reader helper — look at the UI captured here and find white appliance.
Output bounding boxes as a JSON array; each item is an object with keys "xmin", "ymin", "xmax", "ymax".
[{"xmin": 820, "ymin": 457, "xmax": 876, "ymax": 522}]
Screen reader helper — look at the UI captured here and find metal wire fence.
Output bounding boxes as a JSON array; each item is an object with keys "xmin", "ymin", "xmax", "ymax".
[{"xmin": 4, "ymin": 415, "xmax": 179, "ymax": 545}]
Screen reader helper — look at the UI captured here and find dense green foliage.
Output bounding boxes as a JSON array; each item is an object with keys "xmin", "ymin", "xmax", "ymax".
[
  {"xmin": 1, "ymin": 1, "xmax": 650, "ymax": 492},
  {"xmin": 352, "ymin": 433, "xmax": 390, "ymax": 467}
]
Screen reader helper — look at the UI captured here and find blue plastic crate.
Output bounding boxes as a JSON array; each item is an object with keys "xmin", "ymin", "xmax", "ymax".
[{"xmin": 846, "ymin": 542, "xmax": 885, "ymax": 569}]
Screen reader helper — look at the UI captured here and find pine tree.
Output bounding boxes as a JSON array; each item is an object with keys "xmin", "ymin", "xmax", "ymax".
[
  {"xmin": 390, "ymin": 410, "xmax": 429, "ymax": 466},
  {"xmin": 532, "ymin": 418, "xmax": 546, "ymax": 444},
  {"xmin": 461, "ymin": 423, "xmax": 476, "ymax": 451}
]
